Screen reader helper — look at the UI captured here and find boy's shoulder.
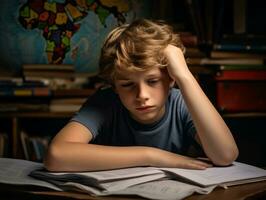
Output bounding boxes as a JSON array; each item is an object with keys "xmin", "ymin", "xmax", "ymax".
[
  {"xmin": 89, "ymin": 86, "xmax": 118, "ymax": 104},
  {"xmin": 95, "ymin": 86, "xmax": 115, "ymax": 96}
]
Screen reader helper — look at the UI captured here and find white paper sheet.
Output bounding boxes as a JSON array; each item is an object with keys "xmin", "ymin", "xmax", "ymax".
[
  {"xmin": 162, "ymin": 162, "xmax": 266, "ymax": 187},
  {"xmin": 47, "ymin": 166, "xmax": 162, "ymax": 181},
  {"xmin": 0, "ymin": 158, "xmax": 61, "ymax": 191},
  {"xmin": 109, "ymin": 180, "xmax": 216, "ymax": 200}
]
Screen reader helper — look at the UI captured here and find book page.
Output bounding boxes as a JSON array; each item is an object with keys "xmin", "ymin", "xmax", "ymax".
[
  {"xmin": 52, "ymin": 180, "xmax": 216, "ymax": 200},
  {"xmin": 33, "ymin": 166, "xmax": 163, "ymax": 182},
  {"xmin": 48, "ymin": 173, "xmax": 167, "ymax": 194},
  {"xmin": 109, "ymin": 180, "xmax": 216, "ymax": 200},
  {"xmin": 101, "ymin": 173, "xmax": 166, "ymax": 192},
  {"xmin": 30, "ymin": 166, "xmax": 166, "ymax": 191},
  {"xmin": 0, "ymin": 158, "xmax": 61, "ymax": 191},
  {"xmin": 161, "ymin": 161, "xmax": 266, "ymax": 187}
]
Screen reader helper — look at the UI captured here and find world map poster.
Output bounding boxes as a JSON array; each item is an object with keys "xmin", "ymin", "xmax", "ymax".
[{"xmin": 0, "ymin": 0, "xmax": 151, "ymax": 75}]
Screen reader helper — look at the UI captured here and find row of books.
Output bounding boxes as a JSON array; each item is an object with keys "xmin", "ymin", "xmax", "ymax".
[
  {"xmin": 22, "ymin": 64, "xmax": 95, "ymax": 90},
  {"xmin": 20, "ymin": 131, "xmax": 51, "ymax": 162},
  {"xmin": 176, "ymin": 32, "xmax": 265, "ymax": 77},
  {"xmin": 22, "ymin": 64, "xmax": 75, "ymax": 77},
  {"xmin": 179, "ymin": 30, "xmax": 266, "ymax": 114},
  {"xmin": 184, "ymin": 0, "xmax": 266, "ymax": 46},
  {"xmin": 0, "ymin": 96, "xmax": 89, "ymax": 113},
  {"xmin": 0, "ymin": 64, "xmax": 100, "ymax": 98},
  {"xmin": 0, "ymin": 64, "xmax": 96, "ymax": 112},
  {"xmin": 0, "ymin": 86, "xmax": 95, "ymax": 97}
]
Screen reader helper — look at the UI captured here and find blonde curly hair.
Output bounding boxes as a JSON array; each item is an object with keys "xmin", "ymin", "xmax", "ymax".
[{"xmin": 99, "ymin": 19, "xmax": 185, "ymax": 84}]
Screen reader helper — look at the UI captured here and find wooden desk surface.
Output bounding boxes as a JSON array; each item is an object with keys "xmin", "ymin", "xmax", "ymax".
[{"xmin": 1, "ymin": 180, "xmax": 265, "ymax": 200}]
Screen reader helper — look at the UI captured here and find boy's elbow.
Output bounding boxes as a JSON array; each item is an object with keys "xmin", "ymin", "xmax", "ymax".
[
  {"xmin": 213, "ymin": 147, "xmax": 239, "ymax": 166},
  {"xmin": 43, "ymin": 143, "xmax": 62, "ymax": 172}
]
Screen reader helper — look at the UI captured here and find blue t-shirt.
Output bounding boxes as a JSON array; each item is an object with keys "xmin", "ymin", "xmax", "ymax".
[{"xmin": 71, "ymin": 87, "xmax": 198, "ymax": 155}]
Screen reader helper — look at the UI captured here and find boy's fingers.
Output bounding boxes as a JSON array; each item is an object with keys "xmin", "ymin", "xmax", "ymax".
[
  {"xmin": 187, "ymin": 159, "xmax": 213, "ymax": 169},
  {"xmin": 186, "ymin": 163, "xmax": 207, "ymax": 170}
]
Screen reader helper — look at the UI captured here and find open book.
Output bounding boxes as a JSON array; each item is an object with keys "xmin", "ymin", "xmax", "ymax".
[
  {"xmin": 0, "ymin": 158, "xmax": 265, "ymax": 200},
  {"xmin": 29, "ymin": 160, "xmax": 266, "ymax": 189},
  {"xmin": 30, "ymin": 166, "xmax": 167, "ymax": 192},
  {"xmin": 161, "ymin": 162, "xmax": 266, "ymax": 188}
]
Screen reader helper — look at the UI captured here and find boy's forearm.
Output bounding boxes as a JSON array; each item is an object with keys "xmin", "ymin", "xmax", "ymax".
[
  {"xmin": 44, "ymin": 142, "xmax": 213, "ymax": 171},
  {"xmin": 176, "ymin": 73, "xmax": 239, "ymax": 165},
  {"xmin": 44, "ymin": 142, "xmax": 153, "ymax": 171},
  {"xmin": 164, "ymin": 45, "xmax": 238, "ymax": 165}
]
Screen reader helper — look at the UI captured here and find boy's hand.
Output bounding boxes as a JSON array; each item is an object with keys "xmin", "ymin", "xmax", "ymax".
[
  {"xmin": 163, "ymin": 45, "xmax": 191, "ymax": 82},
  {"xmin": 148, "ymin": 147, "xmax": 212, "ymax": 170}
]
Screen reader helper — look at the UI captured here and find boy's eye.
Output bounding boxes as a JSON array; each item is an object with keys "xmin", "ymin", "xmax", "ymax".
[
  {"xmin": 121, "ymin": 82, "xmax": 134, "ymax": 87},
  {"xmin": 147, "ymin": 79, "xmax": 159, "ymax": 84}
]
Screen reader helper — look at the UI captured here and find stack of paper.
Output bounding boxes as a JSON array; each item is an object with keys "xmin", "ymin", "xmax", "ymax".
[{"xmin": 0, "ymin": 158, "xmax": 265, "ymax": 200}]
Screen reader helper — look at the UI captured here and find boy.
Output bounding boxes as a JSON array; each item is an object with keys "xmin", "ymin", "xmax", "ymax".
[{"xmin": 44, "ymin": 19, "xmax": 238, "ymax": 172}]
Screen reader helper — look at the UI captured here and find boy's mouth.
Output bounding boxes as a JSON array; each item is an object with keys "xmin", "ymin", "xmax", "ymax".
[{"xmin": 136, "ymin": 106, "xmax": 154, "ymax": 112}]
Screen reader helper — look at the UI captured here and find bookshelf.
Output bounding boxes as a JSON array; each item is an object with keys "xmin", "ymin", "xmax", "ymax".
[
  {"xmin": 0, "ymin": 83, "xmax": 98, "ymax": 160},
  {"xmin": 0, "ymin": 111, "xmax": 73, "ymax": 159},
  {"xmin": 0, "ymin": 64, "xmax": 98, "ymax": 161},
  {"xmin": 151, "ymin": 0, "xmax": 266, "ymax": 167}
]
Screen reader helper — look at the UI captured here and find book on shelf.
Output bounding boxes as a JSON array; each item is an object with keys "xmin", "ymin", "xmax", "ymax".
[
  {"xmin": 22, "ymin": 64, "xmax": 77, "ymax": 82},
  {"xmin": 0, "ymin": 77, "xmax": 23, "ymax": 86},
  {"xmin": 220, "ymin": 34, "xmax": 266, "ymax": 45},
  {"xmin": 214, "ymin": 34, "xmax": 266, "ymax": 52},
  {"xmin": 179, "ymin": 32, "xmax": 198, "ymax": 47},
  {"xmin": 0, "ymin": 87, "xmax": 51, "ymax": 97},
  {"xmin": 184, "ymin": 0, "xmax": 205, "ymax": 45},
  {"xmin": 187, "ymin": 58, "xmax": 264, "ymax": 66},
  {"xmin": 22, "ymin": 64, "xmax": 74, "ymax": 71},
  {"xmin": 213, "ymin": 43, "xmax": 266, "ymax": 52},
  {"xmin": 185, "ymin": 47, "xmax": 206, "ymax": 58},
  {"xmin": 233, "ymin": 0, "xmax": 246, "ymax": 34},
  {"xmin": 214, "ymin": 66, "xmax": 266, "ymax": 112},
  {"xmin": 0, "ymin": 158, "xmax": 265, "ymax": 200},
  {"xmin": 0, "ymin": 133, "xmax": 8, "ymax": 157},
  {"xmin": 0, "ymin": 78, "xmax": 51, "ymax": 97},
  {"xmin": 188, "ymin": 65, "xmax": 214, "ymax": 76},
  {"xmin": 20, "ymin": 131, "xmax": 50, "ymax": 162},
  {"xmin": 218, "ymin": 65, "xmax": 266, "ymax": 71},
  {"xmin": 216, "ymin": 70, "xmax": 266, "ymax": 81},
  {"xmin": 0, "ymin": 102, "xmax": 49, "ymax": 112},
  {"xmin": 49, "ymin": 98, "xmax": 87, "ymax": 112},
  {"xmin": 210, "ymin": 51, "xmax": 266, "ymax": 59}
]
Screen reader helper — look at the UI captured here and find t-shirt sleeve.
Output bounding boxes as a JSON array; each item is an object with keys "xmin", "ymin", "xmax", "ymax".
[
  {"xmin": 179, "ymin": 97, "xmax": 197, "ymax": 139},
  {"xmin": 70, "ymin": 87, "xmax": 114, "ymax": 140}
]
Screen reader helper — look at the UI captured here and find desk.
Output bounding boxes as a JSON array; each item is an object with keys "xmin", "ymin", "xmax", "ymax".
[{"xmin": 1, "ymin": 181, "xmax": 266, "ymax": 200}]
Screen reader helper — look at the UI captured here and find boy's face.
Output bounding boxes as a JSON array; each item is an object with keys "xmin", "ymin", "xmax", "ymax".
[{"xmin": 114, "ymin": 67, "xmax": 174, "ymax": 124}]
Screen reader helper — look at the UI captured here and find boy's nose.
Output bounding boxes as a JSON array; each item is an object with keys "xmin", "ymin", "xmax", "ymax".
[{"xmin": 136, "ymin": 84, "xmax": 149, "ymax": 102}]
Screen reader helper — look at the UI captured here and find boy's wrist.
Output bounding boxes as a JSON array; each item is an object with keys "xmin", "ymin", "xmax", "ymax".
[
  {"xmin": 174, "ymin": 71, "xmax": 195, "ymax": 87},
  {"xmin": 143, "ymin": 147, "xmax": 158, "ymax": 167}
]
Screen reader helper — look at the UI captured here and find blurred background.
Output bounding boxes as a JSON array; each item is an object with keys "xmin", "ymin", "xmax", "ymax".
[{"xmin": 0, "ymin": 0, "xmax": 265, "ymax": 167}]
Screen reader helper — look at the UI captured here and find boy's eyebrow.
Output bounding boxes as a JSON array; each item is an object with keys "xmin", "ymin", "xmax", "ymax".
[
  {"xmin": 116, "ymin": 73, "xmax": 162, "ymax": 80},
  {"xmin": 146, "ymin": 73, "xmax": 161, "ymax": 78},
  {"xmin": 116, "ymin": 79, "xmax": 131, "ymax": 82},
  {"xmin": 116, "ymin": 74, "xmax": 161, "ymax": 81},
  {"xmin": 115, "ymin": 76, "xmax": 131, "ymax": 81}
]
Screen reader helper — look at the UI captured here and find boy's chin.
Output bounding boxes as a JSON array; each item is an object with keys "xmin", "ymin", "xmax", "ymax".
[{"xmin": 131, "ymin": 113, "xmax": 159, "ymax": 124}]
